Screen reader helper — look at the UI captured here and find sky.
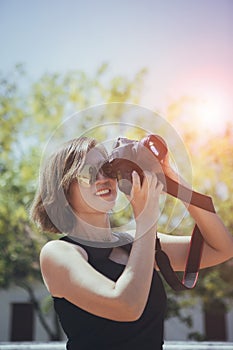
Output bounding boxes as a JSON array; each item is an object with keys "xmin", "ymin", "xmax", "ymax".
[{"xmin": 1, "ymin": 0, "xmax": 233, "ymax": 131}]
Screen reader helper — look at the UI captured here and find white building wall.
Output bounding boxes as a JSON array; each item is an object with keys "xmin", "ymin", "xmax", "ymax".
[
  {"xmin": 0, "ymin": 284, "xmax": 233, "ymax": 342},
  {"xmin": 165, "ymin": 302, "xmax": 204, "ymax": 341},
  {"xmin": 0, "ymin": 284, "xmax": 65, "ymax": 342}
]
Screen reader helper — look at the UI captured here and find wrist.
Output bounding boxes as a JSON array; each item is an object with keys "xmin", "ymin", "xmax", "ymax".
[{"xmin": 135, "ymin": 221, "xmax": 157, "ymax": 239}]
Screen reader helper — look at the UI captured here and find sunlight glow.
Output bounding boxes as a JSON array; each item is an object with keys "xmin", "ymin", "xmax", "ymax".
[{"xmin": 194, "ymin": 92, "xmax": 230, "ymax": 133}]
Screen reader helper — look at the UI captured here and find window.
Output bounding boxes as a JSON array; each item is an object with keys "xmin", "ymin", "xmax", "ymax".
[{"xmin": 10, "ymin": 303, "xmax": 34, "ymax": 341}]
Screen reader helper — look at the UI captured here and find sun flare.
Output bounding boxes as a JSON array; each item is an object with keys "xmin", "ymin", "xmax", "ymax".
[{"xmin": 194, "ymin": 92, "xmax": 230, "ymax": 133}]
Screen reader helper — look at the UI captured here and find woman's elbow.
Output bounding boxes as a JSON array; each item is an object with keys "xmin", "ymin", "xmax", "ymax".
[
  {"xmin": 113, "ymin": 292, "xmax": 145, "ymax": 321},
  {"xmin": 114, "ymin": 303, "xmax": 144, "ymax": 322}
]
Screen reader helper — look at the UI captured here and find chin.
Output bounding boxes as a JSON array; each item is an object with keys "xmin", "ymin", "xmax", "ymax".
[{"xmin": 99, "ymin": 199, "xmax": 116, "ymax": 213}]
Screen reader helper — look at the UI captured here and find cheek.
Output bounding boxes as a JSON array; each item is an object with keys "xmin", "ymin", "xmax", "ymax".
[
  {"xmin": 111, "ymin": 178, "xmax": 118, "ymax": 190},
  {"xmin": 68, "ymin": 183, "xmax": 97, "ymax": 212},
  {"xmin": 68, "ymin": 182, "xmax": 84, "ymax": 209},
  {"xmin": 112, "ymin": 181, "xmax": 118, "ymax": 198},
  {"xmin": 68, "ymin": 179, "xmax": 118, "ymax": 213}
]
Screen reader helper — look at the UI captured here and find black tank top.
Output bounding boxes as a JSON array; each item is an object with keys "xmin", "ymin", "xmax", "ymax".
[{"xmin": 53, "ymin": 233, "xmax": 167, "ymax": 350}]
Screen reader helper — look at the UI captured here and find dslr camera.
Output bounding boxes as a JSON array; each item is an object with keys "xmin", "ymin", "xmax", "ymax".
[{"xmin": 102, "ymin": 134, "xmax": 168, "ymax": 195}]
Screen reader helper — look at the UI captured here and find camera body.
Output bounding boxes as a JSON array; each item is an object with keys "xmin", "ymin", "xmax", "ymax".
[{"xmin": 106, "ymin": 134, "xmax": 168, "ymax": 195}]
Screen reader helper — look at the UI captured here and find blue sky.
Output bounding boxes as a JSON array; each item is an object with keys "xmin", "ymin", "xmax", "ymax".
[{"xmin": 1, "ymin": 0, "xmax": 233, "ymax": 124}]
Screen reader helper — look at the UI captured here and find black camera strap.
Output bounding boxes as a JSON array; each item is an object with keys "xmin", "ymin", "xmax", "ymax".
[
  {"xmin": 155, "ymin": 174, "xmax": 215, "ymax": 291},
  {"xmin": 109, "ymin": 135, "xmax": 216, "ymax": 291}
]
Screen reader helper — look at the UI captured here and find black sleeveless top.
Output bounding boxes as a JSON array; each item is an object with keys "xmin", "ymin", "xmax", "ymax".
[{"xmin": 53, "ymin": 233, "xmax": 167, "ymax": 350}]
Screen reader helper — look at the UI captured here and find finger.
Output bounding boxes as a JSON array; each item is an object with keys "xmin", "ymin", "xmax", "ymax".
[
  {"xmin": 132, "ymin": 171, "xmax": 141, "ymax": 187},
  {"xmin": 146, "ymin": 171, "xmax": 159, "ymax": 190},
  {"xmin": 156, "ymin": 180, "xmax": 164, "ymax": 192},
  {"xmin": 148, "ymin": 175, "xmax": 163, "ymax": 198},
  {"xmin": 128, "ymin": 171, "xmax": 141, "ymax": 199},
  {"xmin": 150, "ymin": 174, "xmax": 160, "ymax": 196},
  {"xmin": 142, "ymin": 170, "xmax": 153, "ymax": 188},
  {"xmin": 161, "ymin": 153, "xmax": 171, "ymax": 170}
]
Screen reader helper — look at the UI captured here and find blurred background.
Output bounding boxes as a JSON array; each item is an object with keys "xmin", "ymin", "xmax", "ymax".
[{"xmin": 0, "ymin": 0, "xmax": 233, "ymax": 343}]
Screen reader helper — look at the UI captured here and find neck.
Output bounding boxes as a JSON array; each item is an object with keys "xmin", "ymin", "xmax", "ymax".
[{"xmin": 70, "ymin": 212, "xmax": 115, "ymax": 242}]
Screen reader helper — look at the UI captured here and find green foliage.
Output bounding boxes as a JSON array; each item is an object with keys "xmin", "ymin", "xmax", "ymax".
[
  {"xmin": 0, "ymin": 63, "xmax": 147, "ymax": 339},
  {"xmin": 0, "ymin": 63, "xmax": 147, "ymax": 285},
  {"xmin": 1, "ymin": 63, "xmax": 233, "ymax": 339}
]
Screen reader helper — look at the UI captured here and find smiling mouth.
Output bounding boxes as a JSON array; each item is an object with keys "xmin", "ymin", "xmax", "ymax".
[{"xmin": 95, "ymin": 189, "xmax": 111, "ymax": 196}]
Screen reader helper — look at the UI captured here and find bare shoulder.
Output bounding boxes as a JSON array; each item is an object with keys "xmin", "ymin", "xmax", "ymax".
[
  {"xmin": 41, "ymin": 239, "xmax": 72, "ymax": 254},
  {"xmin": 40, "ymin": 239, "xmax": 88, "ymax": 266},
  {"xmin": 40, "ymin": 239, "xmax": 89, "ymax": 296},
  {"xmin": 40, "ymin": 239, "xmax": 67, "ymax": 253}
]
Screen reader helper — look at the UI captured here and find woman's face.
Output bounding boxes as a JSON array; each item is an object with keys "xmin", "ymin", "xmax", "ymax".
[{"xmin": 68, "ymin": 147, "xmax": 118, "ymax": 215}]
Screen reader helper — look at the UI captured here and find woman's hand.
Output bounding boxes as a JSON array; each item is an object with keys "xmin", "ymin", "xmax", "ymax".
[
  {"xmin": 127, "ymin": 171, "xmax": 163, "ymax": 233},
  {"xmin": 160, "ymin": 152, "xmax": 179, "ymax": 181},
  {"xmin": 161, "ymin": 151, "xmax": 191, "ymax": 189}
]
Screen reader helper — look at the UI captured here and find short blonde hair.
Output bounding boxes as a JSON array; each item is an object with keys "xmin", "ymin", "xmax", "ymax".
[{"xmin": 30, "ymin": 137, "xmax": 107, "ymax": 233}]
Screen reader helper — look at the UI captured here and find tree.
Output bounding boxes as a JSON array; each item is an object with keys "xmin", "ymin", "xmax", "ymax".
[
  {"xmin": 2, "ymin": 64, "xmax": 232, "ymax": 341},
  {"xmin": 0, "ymin": 63, "xmax": 147, "ymax": 340}
]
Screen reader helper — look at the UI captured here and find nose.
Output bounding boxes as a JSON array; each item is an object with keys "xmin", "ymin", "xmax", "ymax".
[
  {"xmin": 96, "ymin": 171, "xmax": 108, "ymax": 181},
  {"xmin": 95, "ymin": 169, "xmax": 117, "ymax": 184}
]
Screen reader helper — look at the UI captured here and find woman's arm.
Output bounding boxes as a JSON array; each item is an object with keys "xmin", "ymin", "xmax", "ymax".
[
  {"xmin": 158, "ymin": 155, "xmax": 233, "ymax": 271},
  {"xmin": 185, "ymin": 203, "xmax": 233, "ymax": 268},
  {"xmin": 40, "ymin": 172, "xmax": 163, "ymax": 322}
]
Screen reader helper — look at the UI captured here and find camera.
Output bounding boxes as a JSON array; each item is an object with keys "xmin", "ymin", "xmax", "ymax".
[{"xmin": 102, "ymin": 134, "xmax": 168, "ymax": 195}]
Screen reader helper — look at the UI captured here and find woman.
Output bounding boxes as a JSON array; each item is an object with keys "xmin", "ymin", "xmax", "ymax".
[{"xmin": 31, "ymin": 136, "xmax": 233, "ymax": 350}]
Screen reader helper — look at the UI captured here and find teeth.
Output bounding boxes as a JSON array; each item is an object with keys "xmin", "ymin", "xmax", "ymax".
[{"xmin": 96, "ymin": 189, "xmax": 110, "ymax": 196}]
